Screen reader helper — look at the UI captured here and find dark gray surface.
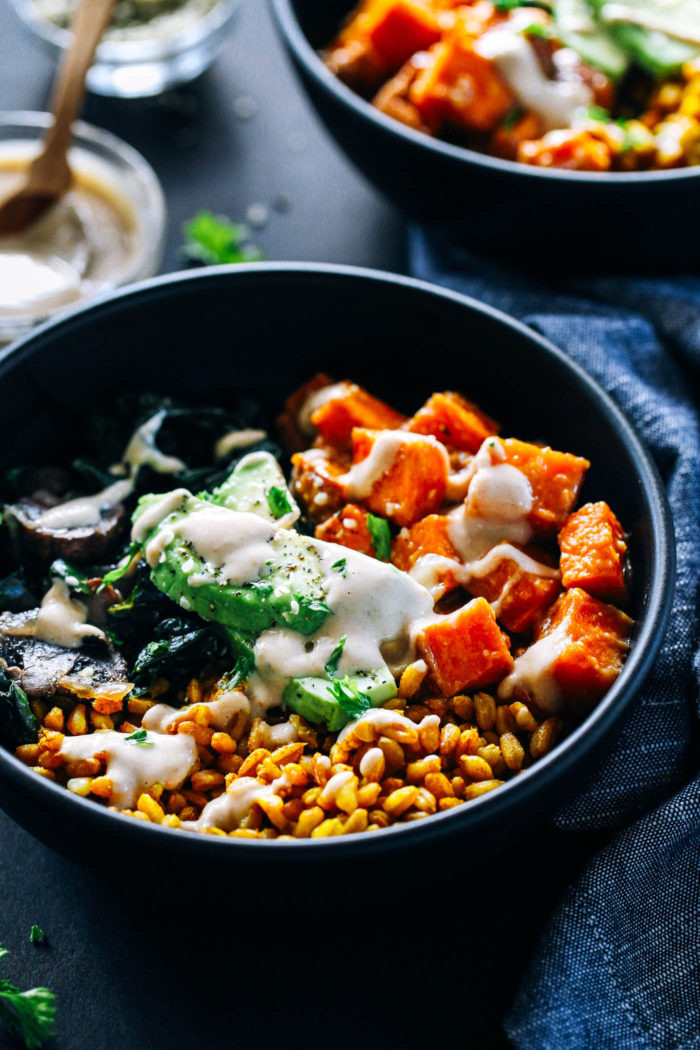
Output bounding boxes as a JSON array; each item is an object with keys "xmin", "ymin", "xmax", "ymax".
[{"xmin": 0, "ymin": 4, "xmax": 607, "ymax": 1048}]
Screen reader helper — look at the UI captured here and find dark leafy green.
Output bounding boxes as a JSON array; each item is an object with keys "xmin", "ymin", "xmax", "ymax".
[
  {"xmin": 130, "ymin": 617, "xmax": 231, "ymax": 694},
  {"xmin": 0, "ymin": 946, "xmax": 55, "ymax": 1050},
  {"xmin": 0, "ymin": 671, "xmax": 37, "ymax": 749}
]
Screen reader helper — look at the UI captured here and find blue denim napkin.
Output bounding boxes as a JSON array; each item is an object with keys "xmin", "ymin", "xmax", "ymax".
[{"xmin": 411, "ymin": 228, "xmax": 700, "ymax": 1050}]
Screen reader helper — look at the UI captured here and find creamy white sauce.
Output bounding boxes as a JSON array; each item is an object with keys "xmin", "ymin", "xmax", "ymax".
[
  {"xmin": 253, "ymin": 719, "xmax": 300, "ymax": 748},
  {"xmin": 338, "ymin": 707, "xmax": 440, "ymax": 743},
  {"xmin": 214, "ymin": 428, "xmax": 267, "ymax": 460},
  {"xmin": 175, "ymin": 507, "xmax": 276, "ymax": 586},
  {"xmin": 122, "ymin": 409, "xmax": 186, "ymax": 476},
  {"xmin": 475, "ymin": 12, "xmax": 593, "ymax": 130},
  {"xmin": 142, "ymin": 690, "xmax": 250, "ymax": 733},
  {"xmin": 497, "ymin": 623, "xmax": 569, "ymax": 710},
  {"xmin": 59, "ymin": 728, "xmax": 198, "ymax": 808},
  {"xmin": 132, "ymin": 488, "xmax": 189, "ymax": 544},
  {"xmin": 340, "ymin": 430, "xmax": 450, "ymax": 501},
  {"xmin": 17, "ymin": 579, "xmax": 107, "ymax": 649},
  {"xmin": 191, "ymin": 769, "xmax": 295, "ymax": 832}
]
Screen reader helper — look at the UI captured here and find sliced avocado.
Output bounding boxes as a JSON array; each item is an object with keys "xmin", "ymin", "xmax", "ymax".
[
  {"xmin": 210, "ymin": 451, "xmax": 300, "ymax": 527},
  {"xmin": 283, "ymin": 667, "xmax": 397, "ymax": 732},
  {"xmin": 555, "ymin": 0, "xmax": 630, "ymax": 78},
  {"xmin": 590, "ymin": 0, "xmax": 700, "ymax": 73},
  {"xmin": 132, "ymin": 493, "xmax": 330, "ymax": 652}
]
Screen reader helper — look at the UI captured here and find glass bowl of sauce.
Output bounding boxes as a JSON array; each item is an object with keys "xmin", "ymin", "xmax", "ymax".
[
  {"xmin": 10, "ymin": 0, "xmax": 238, "ymax": 97},
  {"xmin": 0, "ymin": 112, "xmax": 166, "ymax": 346}
]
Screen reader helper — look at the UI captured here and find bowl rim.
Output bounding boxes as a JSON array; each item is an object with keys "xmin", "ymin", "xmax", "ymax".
[
  {"xmin": 0, "ymin": 262, "xmax": 676, "ymax": 859},
  {"xmin": 270, "ymin": 0, "xmax": 700, "ymax": 188},
  {"xmin": 9, "ymin": 0, "xmax": 238, "ymax": 62}
]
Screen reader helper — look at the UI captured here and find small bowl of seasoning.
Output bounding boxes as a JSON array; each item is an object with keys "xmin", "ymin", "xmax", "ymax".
[
  {"xmin": 10, "ymin": 0, "xmax": 238, "ymax": 97},
  {"xmin": 0, "ymin": 112, "xmax": 166, "ymax": 346}
]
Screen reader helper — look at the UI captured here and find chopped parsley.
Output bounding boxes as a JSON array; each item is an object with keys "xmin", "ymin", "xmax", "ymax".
[
  {"xmin": 501, "ymin": 105, "xmax": 524, "ymax": 130},
  {"xmin": 367, "ymin": 513, "xmax": 391, "ymax": 561},
  {"xmin": 0, "ymin": 946, "xmax": 55, "ymax": 1049},
  {"xmin": 586, "ymin": 105, "xmax": 611, "ymax": 123},
  {"xmin": 29, "ymin": 929, "xmax": 44, "ymax": 947},
  {"xmin": 125, "ymin": 729, "xmax": 152, "ymax": 747},
  {"xmin": 99, "ymin": 542, "xmax": 141, "ymax": 591},
  {"xmin": 331, "ymin": 557, "xmax": 347, "ymax": 577},
  {"xmin": 266, "ymin": 485, "xmax": 292, "ymax": 519},
  {"xmin": 493, "ymin": 0, "xmax": 552, "ymax": 10},
  {"xmin": 327, "ymin": 678, "xmax": 373, "ymax": 719},
  {"xmin": 523, "ymin": 21, "xmax": 552, "ymax": 37},
  {"xmin": 182, "ymin": 211, "xmax": 263, "ymax": 266},
  {"xmin": 220, "ymin": 650, "xmax": 254, "ymax": 689},
  {"xmin": 324, "ymin": 636, "xmax": 347, "ymax": 678}
]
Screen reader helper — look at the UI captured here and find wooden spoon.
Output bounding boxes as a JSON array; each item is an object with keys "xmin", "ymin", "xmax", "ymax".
[{"xmin": 0, "ymin": 0, "xmax": 116, "ymax": 235}]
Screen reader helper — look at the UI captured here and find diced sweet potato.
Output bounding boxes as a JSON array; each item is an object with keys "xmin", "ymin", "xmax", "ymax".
[
  {"xmin": 419, "ymin": 597, "xmax": 514, "ymax": 696},
  {"xmin": 373, "ymin": 58, "xmax": 432, "ymax": 133},
  {"xmin": 559, "ymin": 502, "xmax": 628, "ymax": 603},
  {"xmin": 499, "ymin": 587, "xmax": 632, "ymax": 713},
  {"xmin": 278, "ymin": 373, "xmax": 334, "ymax": 452},
  {"xmin": 315, "ymin": 503, "xmax": 377, "ymax": 558},
  {"xmin": 392, "ymin": 514, "xmax": 461, "ymax": 597},
  {"xmin": 349, "ymin": 428, "xmax": 449, "ymax": 527},
  {"xmin": 365, "ymin": 0, "xmax": 441, "ymax": 68},
  {"xmin": 324, "ymin": 36, "xmax": 386, "ymax": 92},
  {"xmin": 311, "ymin": 384, "xmax": 405, "ymax": 448},
  {"xmin": 291, "ymin": 448, "xmax": 349, "ymax": 522},
  {"xmin": 466, "ymin": 546, "xmax": 561, "ymax": 634},
  {"xmin": 409, "ymin": 33, "xmax": 514, "ymax": 133},
  {"xmin": 406, "ymin": 391, "xmax": 499, "ymax": 452},
  {"xmin": 495, "ymin": 438, "xmax": 590, "ymax": 534}
]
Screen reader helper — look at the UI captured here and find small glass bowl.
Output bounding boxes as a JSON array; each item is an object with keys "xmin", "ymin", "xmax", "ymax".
[
  {"xmin": 10, "ymin": 0, "xmax": 238, "ymax": 98},
  {"xmin": 0, "ymin": 112, "xmax": 166, "ymax": 347}
]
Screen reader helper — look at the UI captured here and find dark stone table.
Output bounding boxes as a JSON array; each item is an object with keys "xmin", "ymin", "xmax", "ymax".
[{"xmin": 0, "ymin": 3, "xmax": 610, "ymax": 1046}]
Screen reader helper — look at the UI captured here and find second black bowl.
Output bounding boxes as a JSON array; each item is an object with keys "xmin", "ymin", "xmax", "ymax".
[
  {"xmin": 271, "ymin": 0, "xmax": 700, "ymax": 271},
  {"xmin": 0, "ymin": 264, "xmax": 674, "ymax": 893}
]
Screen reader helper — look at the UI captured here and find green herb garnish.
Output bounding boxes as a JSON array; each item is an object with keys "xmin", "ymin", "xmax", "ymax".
[
  {"xmin": 523, "ymin": 21, "xmax": 552, "ymax": 37},
  {"xmin": 324, "ymin": 636, "xmax": 347, "ymax": 678},
  {"xmin": 266, "ymin": 486, "xmax": 292, "ymax": 519},
  {"xmin": 125, "ymin": 729, "xmax": 152, "ymax": 747},
  {"xmin": 327, "ymin": 677, "xmax": 372, "ymax": 719},
  {"xmin": 29, "ymin": 929, "xmax": 44, "ymax": 947},
  {"xmin": 99, "ymin": 542, "xmax": 141, "ymax": 591},
  {"xmin": 367, "ymin": 513, "xmax": 391, "ymax": 561},
  {"xmin": 501, "ymin": 105, "xmax": 524, "ymax": 130},
  {"xmin": 0, "ymin": 946, "xmax": 55, "ymax": 1049},
  {"xmin": 331, "ymin": 557, "xmax": 347, "ymax": 577},
  {"xmin": 586, "ymin": 105, "xmax": 611, "ymax": 122},
  {"xmin": 182, "ymin": 211, "xmax": 263, "ymax": 266},
  {"xmin": 493, "ymin": 0, "xmax": 552, "ymax": 10},
  {"xmin": 49, "ymin": 559, "xmax": 90, "ymax": 595}
]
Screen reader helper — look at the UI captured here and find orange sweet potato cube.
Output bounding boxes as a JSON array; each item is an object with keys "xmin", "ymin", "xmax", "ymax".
[
  {"xmin": 498, "ymin": 438, "xmax": 590, "ymax": 534},
  {"xmin": 407, "ymin": 391, "xmax": 499, "ymax": 452},
  {"xmin": 311, "ymin": 384, "xmax": 405, "ymax": 448},
  {"xmin": 466, "ymin": 547, "xmax": 561, "ymax": 634},
  {"xmin": 315, "ymin": 503, "xmax": 377, "ymax": 558},
  {"xmin": 278, "ymin": 373, "xmax": 334, "ymax": 452},
  {"xmin": 291, "ymin": 448, "xmax": 349, "ymax": 522},
  {"xmin": 350, "ymin": 428, "xmax": 449, "ymax": 527},
  {"xmin": 559, "ymin": 502, "xmax": 628, "ymax": 603},
  {"xmin": 419, "ymin": 597, "xmax": 514, "ymax": 696},
  {"xmin": 392, "ymin": 514, "xmax": 461, "ymax": 597},
  {"xmin": 500, "ymin": 588, "xmax": 632, "ymax": 712},
  {"xmin": 366, "ymin": 0, "xmax": 442, "ymax": 68},
  {"xmin": 410, "ymin": 34, "xmax": 514, "ymax": 133}
]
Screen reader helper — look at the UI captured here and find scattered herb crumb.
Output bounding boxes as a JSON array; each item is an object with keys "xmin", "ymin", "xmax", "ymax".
[
  {"xmin": 266, "ymin": 486, "xmax": 292, "ymax": 519},
  {"xmin": 29, "ymin": 929, "xmax": 44, "ymax": 947},
  {"xmin": 125, "ymin": 729, "xmax": 152, "ymax": 747},
  {"xmin": 367, "ymin": 514, "xmax": 392, "ymax": 561},
  {"xmin": 182, "ymin": 211, "xmax": 263, "ymax": 266},
  {"xmin": 324, "ymin": 636, "xmax": 347, "ymax": 678},
  {"xmin": 0, "ymin": 946, "xmax": 55, "ymax": 1049},
  {"xmin": 327, "ymin": 677, "xmax": 372, "ymax": 719},
  {"xmin": 331, "ymin": 557, "xmax": 347, "ymax": 577}
]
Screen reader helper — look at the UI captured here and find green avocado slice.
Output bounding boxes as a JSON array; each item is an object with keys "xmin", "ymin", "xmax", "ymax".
[
  {"xmin": 590, "ymin": 0, "xmax": 700, "ymax": 73},
  {"xmin": 555, "ymin": 0, "xmax": 630, "ymax": 78},
  {"xmin": 283, "ymin": 668, "xmax": 397, "ymax": 732},
  {"xmin": 210, "ymin": 450, "xmax": 300, "ymax": 526}
]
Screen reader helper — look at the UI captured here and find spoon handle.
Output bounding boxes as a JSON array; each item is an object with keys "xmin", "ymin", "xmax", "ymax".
[{"xmin": 33, "ymin": 0, "xmax": 117, "ymax": 184}]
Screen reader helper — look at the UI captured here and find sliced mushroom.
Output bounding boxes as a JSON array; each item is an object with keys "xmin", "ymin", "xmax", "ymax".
[
  {"xmin": 0, "ymin": 628, "xmax": 128, "ymax": 701},
  {"xmin": 3, "ymin": 499, "xmax": 127, "ymax": 566}
]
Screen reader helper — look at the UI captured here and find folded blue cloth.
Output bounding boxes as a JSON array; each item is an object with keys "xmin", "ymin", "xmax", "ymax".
[{"xmin": 410, "ymin": 229, "xmax": 700, "ymax": 1050}]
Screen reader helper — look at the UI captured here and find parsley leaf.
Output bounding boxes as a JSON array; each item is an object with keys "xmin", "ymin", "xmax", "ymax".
[
  {"xmin": 266, "ymin": 486, "xmax": 292, "ymax": 519},
  {"xmin": 324, "ymin": 636, "xmax": 347, "ymax": 678},
  {"xmin": 219, "ymin": 649, "xmax": 255, "ymax": 690},
  {"xmin": 501, "ymin": 105, "xmax": 524, "ymax": 130},
  {"xmin": 182, "ymin": 211, "xmax": 263, "ymax": 266},
  {"xmin": 523, "ymin": 21, "xmax": 552, "ymax": 37},
  {"xmin": 366, "ymin": 513, "xmax": 391, "ymax": 561},
  {"xmin": 125, "ymin": 729, "xmax": 152, "ymax": 747},
  {"xmin": 0, "ymin": 945, "xmax": 55, "ymax": 1049},
  {"xmin": 49, "ymin": 559, "xmax": 90, "ymax": 595},
  {"xmin": 29, "ymin": 929, "xmax": 44, "ymax": 947},
  {"xmin": 99, "ymin": 542, "xmax": 141, "ymax": 591},
  {"xmin": 327, "ymin": 677, "xmax": 373, "ymax": 719},
  {"xmin": 331, "ymin": 557, "xmax": 347, "ymax": 577},
  {"xmin": 586, "ymin": 105, "xmax": 611, "ymax": 122},
  {"xmin": 493, "ymin": 0, "xmax": 552, "ymax": 10}
]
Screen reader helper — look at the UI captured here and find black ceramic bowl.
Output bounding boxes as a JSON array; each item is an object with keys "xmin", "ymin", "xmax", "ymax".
[
  {"xmin": 270, "ymin": 0, "xmax": 700, "ymax": 271},
  {"xmin": 0, "ymin": 265, "xmax": 673, "ymax": 893}
]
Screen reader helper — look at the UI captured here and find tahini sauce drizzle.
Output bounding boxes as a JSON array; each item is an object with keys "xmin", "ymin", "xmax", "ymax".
[
  {"xmin": 340, "ymin": 431, "xmax": 450, "ymax": 500},
  {"xmin": 9, "ymin": 579, "xmax": 107, "ymax": 649}
]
